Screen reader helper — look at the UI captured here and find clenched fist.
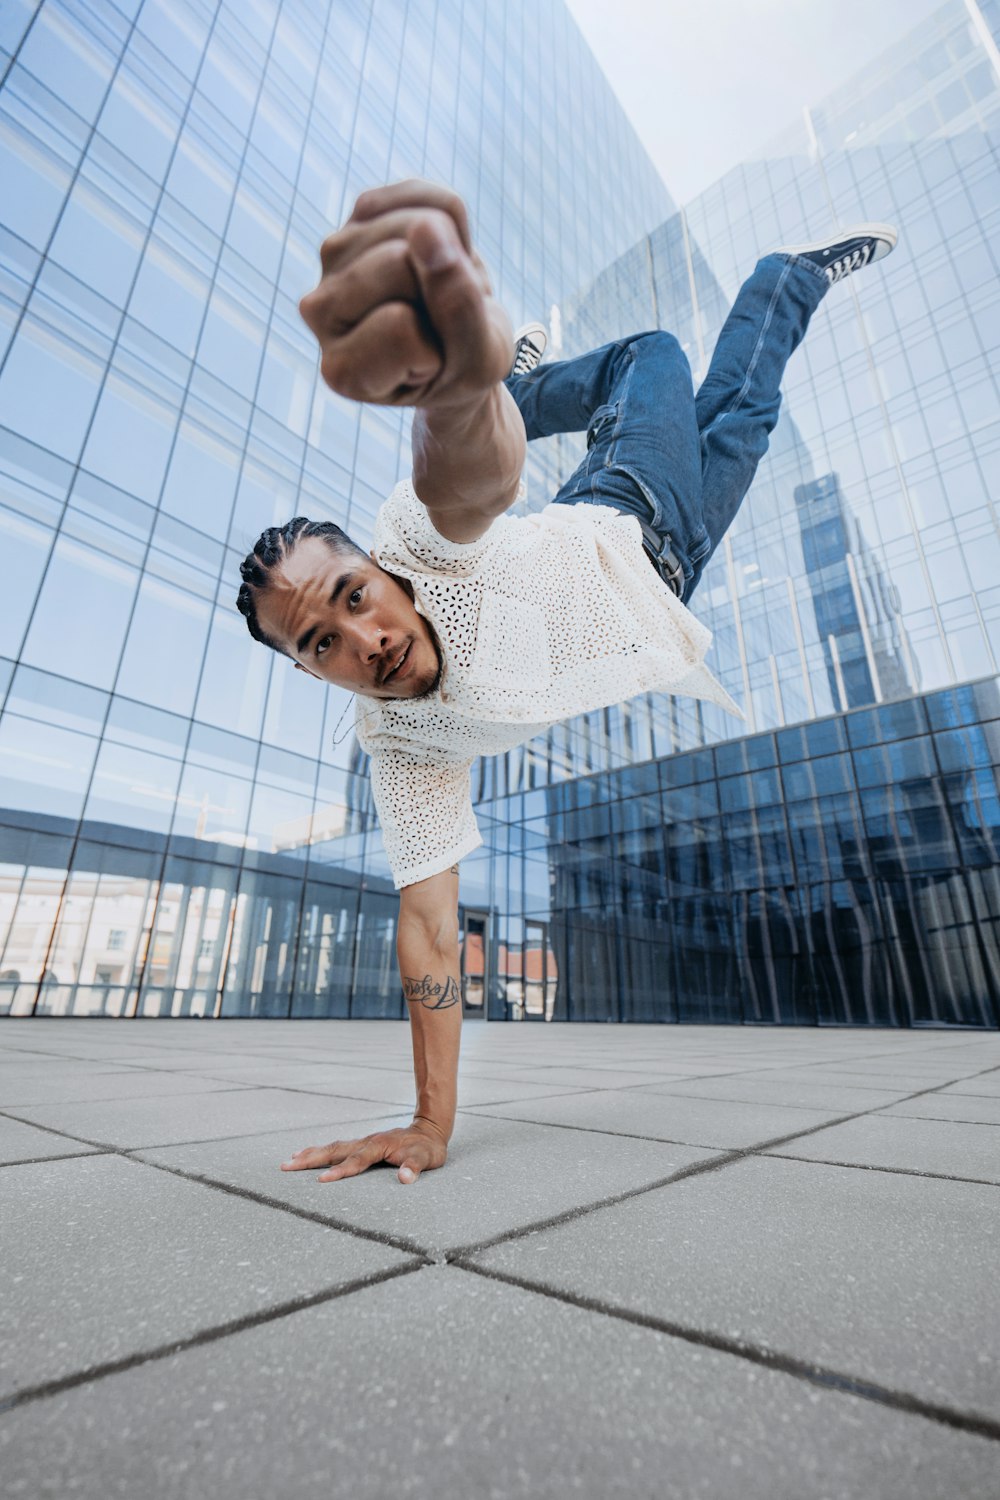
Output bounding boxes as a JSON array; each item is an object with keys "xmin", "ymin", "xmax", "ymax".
[{"xmin": 299, "ymin": 179, "xmax": 514, "ymax": 410}]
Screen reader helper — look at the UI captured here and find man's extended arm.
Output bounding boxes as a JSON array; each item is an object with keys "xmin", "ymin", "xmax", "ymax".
[
  {"xmin": 298, "ymin": 179, "xmax": 525, "ymax": 542},
  {"xmin": 410, "ymin": 384, "xmax": 526, "ymax": 543}
]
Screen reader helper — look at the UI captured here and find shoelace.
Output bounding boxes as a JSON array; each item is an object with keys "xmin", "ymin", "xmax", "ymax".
[
  {"xmin": 825, "ymin": 243, "xmax": 873, "ymax": 283},
  {"xmin": 511, "ymin": 340, "xmax": 543, "ymax": 375}
]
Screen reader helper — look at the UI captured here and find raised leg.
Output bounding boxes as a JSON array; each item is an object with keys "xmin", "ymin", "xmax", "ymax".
[
  {"xmin": 689, "ymin": 253, "xmax": 829, "ymax": 595},
  {"xmin": 505, "ymin": 331, "xmax": 706, "ymax": 597}
]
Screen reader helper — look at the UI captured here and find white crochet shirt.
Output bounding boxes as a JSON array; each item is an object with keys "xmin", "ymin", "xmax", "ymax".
[{"xmin": 353, "ymin": 479, "xmax": 745, "ymax": 889}]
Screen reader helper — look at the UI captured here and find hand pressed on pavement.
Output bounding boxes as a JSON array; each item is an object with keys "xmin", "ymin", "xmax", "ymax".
[
  {"xmin": 298, "ymin": 177, "xmax": 513, "ymax": 410},
  {"xmin": 280, "ymin": 1118, "xmax": 448, "ymax": 1184}
]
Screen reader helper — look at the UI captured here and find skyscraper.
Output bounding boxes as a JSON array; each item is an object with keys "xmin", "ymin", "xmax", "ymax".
[
  {"xmin": 0, "ymin": 0, "xmax": 671, "ymax": 1018},
  {"xmin": 478, "ymin": 0, "xmax": 1000, "ymax": 1025}
]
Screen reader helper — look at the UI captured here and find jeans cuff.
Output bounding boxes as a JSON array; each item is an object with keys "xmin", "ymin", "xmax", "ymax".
[{"xmin": 774, "ymin": 251, "xmax": 830, "ymax": 288}]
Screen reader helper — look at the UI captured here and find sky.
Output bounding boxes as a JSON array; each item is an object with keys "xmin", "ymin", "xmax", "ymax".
[{"xmin": 565, "ymin": 0, "xmax": 948, "ymax": 205}]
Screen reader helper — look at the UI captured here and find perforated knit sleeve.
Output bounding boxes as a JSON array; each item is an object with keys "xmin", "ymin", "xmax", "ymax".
[
  {"xmin": 372, "ymin": 476, "xmax": 523, "ymax": 580},
  {"xmin": 368, "ymin": 744, "xmax": 483, "ymax": 889}
]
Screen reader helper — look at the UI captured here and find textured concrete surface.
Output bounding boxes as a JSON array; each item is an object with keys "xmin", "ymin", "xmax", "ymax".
[{"xmin": 2, "ymin": 1018, "xmax": 999, "ymax": 1498}]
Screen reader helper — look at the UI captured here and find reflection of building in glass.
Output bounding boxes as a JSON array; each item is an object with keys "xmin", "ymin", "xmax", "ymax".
[
  {"xmin": 476, "ymin": 0, "xmax": 1000, "ymax": 1025},
  {"xmin": 794, "ymin": 472, "xmax": 914, "ymax": 711},
  {"xmin": 527, "ymin": 678, "xmax": 999, "ymax": 1028}
]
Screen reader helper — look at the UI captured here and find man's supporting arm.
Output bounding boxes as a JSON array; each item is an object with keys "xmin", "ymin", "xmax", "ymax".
[
  {"xmin": 396, "ymin": 865, "xmax": 463, "ymax": 1143},
  {"xmin": 278, "ymin": 866, "xmax": 461, "ymax": 1185}
]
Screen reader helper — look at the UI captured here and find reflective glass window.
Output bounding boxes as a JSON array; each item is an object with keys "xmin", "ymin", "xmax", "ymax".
[
  {"xmin": 194, "ymin": 605, "xmax": 270, "ymax": 740},
  {"xmin": 21, "ymin": 535, "xmax": 138, "ymax": 690},
  {"xmin": 83, "ymin": 738, "xmax": 181, "ymax": 834},
  {"xmin": 114, "ymin": 574, "xmax": 211, "ymax": 716},
  {"xmin": 80, "ymin": 367, "xmax": 178, "ymax": 503},
  {"xmin": 0, "ymin": 713, "xmax": 97, "ymax": 821},
  {"xmin": 96, "ymin": 71, "xmax": 178, "ymax": 180},
  {"xmin": 17, "ymin": 13, "xmax": 113, "ymax": 125},
  {"xmin": 197, "ymin": 285, "xmax": 266, "ymax": 400},
  {"xmin": 47, "ymin": 177, "xmax": 146, "ymax": 306},
  {"xmin": 0, "ymin": 113, "xmax": 74, "ymax": 248},
  {"xmin": 160, "ymin": 416, "xmax": 241, "ymax": 535},
  {"xmin": 0, "ymin": 508, "xmax": 53, "ymax": 659},
  {"xmin": 172, "ymin": 760, "xmax": 252, "ymax": 846},
  {"xmin": 128, "ymin": 240, "xmax": 210, "ymax": 356},
  {"xmin": 0, "ymin": 315, "xmax": 104, "ymax": 458}
]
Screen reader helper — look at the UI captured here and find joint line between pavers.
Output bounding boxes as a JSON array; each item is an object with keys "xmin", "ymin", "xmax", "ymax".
[
  {"xmin": 449, "ymin": 1260, "xmax": 1000, "ymax": 1445},
  {"xmin": 0, "ymin": 1258, "xmax": 431, "ymax": 1417},
  {"xmin": 0, "ymin": 1150, "xmax": 110, "ymax": 1170},
  {"xmin": 763, "ymin": 1150, "xmax": 1000, "ymax": 1189},
  {"xmin": 448, "ymin": 1074, "xmax": 1000, "ymax": 1254},
  {"xmin": 0, "ymin": 1109, "xmax": 443, "ymax": 1259},
  {"xmin": 0, "ymin": 1104, "xmax": 397, "ymax": 1157},
  {"xmin": 127, "ymin": 1153, "xmax": 436, "ymax": 1258}
]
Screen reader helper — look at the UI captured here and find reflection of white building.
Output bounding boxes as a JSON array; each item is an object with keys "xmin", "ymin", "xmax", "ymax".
[
  {"xmin": 795, "ymin": 473, "xmax": 916, "ymax": 710},
  {"xmin": 273, "ymin": 801, "xmax": 349, "ymax": 853}
]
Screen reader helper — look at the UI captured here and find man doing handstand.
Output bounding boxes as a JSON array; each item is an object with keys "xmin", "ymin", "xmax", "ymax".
[{"xmin": 236, "ymin": 180, "xmax": 896, "ymax": 1186}]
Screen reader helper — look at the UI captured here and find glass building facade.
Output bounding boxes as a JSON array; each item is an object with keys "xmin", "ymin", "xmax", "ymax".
[
  {"xmin": 476, "ymin": 0, "xmax": 1000, "ymax": 1026},
  {"xmin": 2, "ymin": 0, "xmax": 999, "ymax": 1026},
  {"xmin": 0, "ymin": 0, "xmax": 673, "ymax": 1020}
]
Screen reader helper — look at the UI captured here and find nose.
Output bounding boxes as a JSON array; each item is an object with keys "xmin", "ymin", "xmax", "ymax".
[{"xmin": 360, "ymin": 625, "xmax": 388, "ymax": 663}]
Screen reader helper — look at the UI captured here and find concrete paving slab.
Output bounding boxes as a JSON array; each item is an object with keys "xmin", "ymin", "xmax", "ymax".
[
  {"xmin": 467, "ymin": 1087, "xmax": 849, "ymax": 1150},
  {"xmin": 768, "ymin": 1066, "xmax": 975, "ymax": 1093},
  {"xmin": 1, "ymin": 1045, "xmax": 245, "ymax": 1070},
  {"xmin": 808, "ymin": 1057, "xmax": 989, "ymax": 1081},
  {"xmin": 136, "ymin": 1111, "xmax": 718, "ymax": 1256},
  {"xmin": 635, "ymin": 1073, "xmax": 908, "ymax": 1111},
  {"xmin": 490, "ymin": 1065, "xmax": 694, "ymax": 1089},
  {"xmin": 879, "ymin": 1094, "xmax": 1000, "ymax": 1125},
  {"xmin": 0, "ymin": 1069, "xmax": 249, "ymax": 1107},
  {"xmin": 5, "ymin": 1088, "xmax": 396, "ymax": 1150},
  {"xmin": 186, "ymin": 1058, "xmax": 596, "ymax": 1109},
  {"xmin": 0, "ymin": 1114, "xmax": 98, "ymax": 1165},
  {"xmin": 0, "ymin": 1153, "xmax": 417, "ymax": 1402},
  {"xmin": 940, "ymin": 1073, "xmax": 1000, "ymax": 1098},
  {"xmin": 2, "ymin": 1265, "xmax": 997, "ymax": 1500},
  {"xmin": 769, "ymin": 1113, "xmax": 1000, "ymax": 1183},
  {"xmin": 470, "ymin": 1154, "xmax": 1000, "ymax": 1419}
]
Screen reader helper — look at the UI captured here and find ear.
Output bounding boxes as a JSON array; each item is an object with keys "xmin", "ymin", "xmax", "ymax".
[{"xmin": 294, "ymin": 662, "xmax": 320, "ymax": 680}]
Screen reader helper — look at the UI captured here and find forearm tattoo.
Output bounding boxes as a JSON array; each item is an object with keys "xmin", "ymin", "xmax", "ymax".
[{"xmin": 403, "ymin": 973, "xmax": 461, "ymax": 1010}]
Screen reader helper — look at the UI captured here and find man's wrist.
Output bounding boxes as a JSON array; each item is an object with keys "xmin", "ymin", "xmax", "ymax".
[{"xmin": 412, "ymin": 1113, "xmax": 452, "ymax": 1143}]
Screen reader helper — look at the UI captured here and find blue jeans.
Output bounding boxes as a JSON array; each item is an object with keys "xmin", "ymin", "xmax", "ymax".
[{"xmin": 504, "ymin": 253, "xmax": 829, "ymax": 604}]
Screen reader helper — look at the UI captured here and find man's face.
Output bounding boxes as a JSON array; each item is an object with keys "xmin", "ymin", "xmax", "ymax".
[{"xmin": 255, "ymin": 537, "xmax": 442, "ymax": 700}]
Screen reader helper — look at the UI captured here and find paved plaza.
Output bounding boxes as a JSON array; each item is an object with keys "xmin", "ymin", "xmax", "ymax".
[{"xmin": 1, "ymin": 1017, "xmax": 999, "ymax": 1498}]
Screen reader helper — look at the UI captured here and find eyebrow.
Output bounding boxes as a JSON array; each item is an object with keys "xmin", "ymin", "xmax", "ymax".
[{"xmin": 296, "ymin": 572, "xmax": 354, "ymax": 655}]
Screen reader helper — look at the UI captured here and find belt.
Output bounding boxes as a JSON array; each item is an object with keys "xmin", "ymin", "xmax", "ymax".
[{"xmin": 638, "ymin": 521, "xmax": 686, "ymax": 598}]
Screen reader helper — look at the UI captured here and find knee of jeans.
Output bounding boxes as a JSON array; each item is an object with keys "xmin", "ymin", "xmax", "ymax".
[
  {"xmin": 632, "ymin": 329, "xmax": 685, "ymax": 360},
  {"xmin": 586, "ymin": 402, "xmax": 618, "ymax": 449}
]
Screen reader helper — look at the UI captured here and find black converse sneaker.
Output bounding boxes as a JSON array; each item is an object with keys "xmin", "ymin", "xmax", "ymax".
[
  {"xmin": 773, "ymin": 223, "xmax": 898, "ymax": 285},
  {"xmin": 509, "ymin": 321, "xmax": 548, "ymax": 376}
]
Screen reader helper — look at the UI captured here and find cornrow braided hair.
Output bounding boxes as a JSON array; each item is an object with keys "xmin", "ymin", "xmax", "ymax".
[{"xmin": 236, "ymin": 517, "xmax": 367, "ymax": 656}]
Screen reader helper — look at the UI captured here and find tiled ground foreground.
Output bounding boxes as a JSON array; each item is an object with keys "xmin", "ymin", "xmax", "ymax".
[{"xmin": 2, "ymin": 1019, "xmax": 999, "ymax": 1499}]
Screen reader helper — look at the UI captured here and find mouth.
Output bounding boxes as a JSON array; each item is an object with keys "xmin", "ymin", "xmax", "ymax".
[{"xmin": 381, "ymin": 640, "xmax": 411, "ymax": 686}]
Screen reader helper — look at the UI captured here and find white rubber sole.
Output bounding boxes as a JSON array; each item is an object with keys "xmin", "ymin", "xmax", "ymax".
[{"xmin": 774, "ymin": 222, "xmax": 898, "ymax": 261}]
